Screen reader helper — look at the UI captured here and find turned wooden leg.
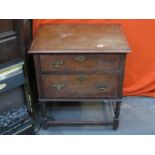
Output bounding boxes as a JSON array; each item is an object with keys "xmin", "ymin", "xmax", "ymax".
[
  {"xmin": 48, "ymin": 102, "xmax": 55, "ymax": 121},
  {"xmin": 40, "ymin": 102, "xmax": 48, "ymax": 129},
  {"xmin": 113, "ymin": 101, "xmax": 121, "ymax": 130}
]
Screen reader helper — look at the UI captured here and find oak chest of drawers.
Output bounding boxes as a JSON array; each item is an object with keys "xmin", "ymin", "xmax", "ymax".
[{"xmin": 29, "ymin": 24, "xmax": 130, "ymax": 130}]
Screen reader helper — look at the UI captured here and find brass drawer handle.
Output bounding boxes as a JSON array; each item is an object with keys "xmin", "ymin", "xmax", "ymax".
[
  {"xmin": 75, "ymin": 55, "xmax": 87, "ymax": 63},
  {"xmin": 0, "ymin": 83, "xmax": 7, "ymax": 90},
  {"xmin": 51, "ymin": 60, "xmax": 64, "ymax": 68},
  {"xmin": 53, "ymin": 83, "xmax": 65, "ymax": 90},
  {"xmin": 97, "ymin": 85, "xmax": 107, "ymax": 91},
  {"xmin": 76, "ymin": 75, "xmax": 87, "ymax": 82}
]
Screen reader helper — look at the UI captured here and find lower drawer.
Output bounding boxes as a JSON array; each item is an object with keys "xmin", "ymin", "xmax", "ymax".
[{"xmin": 41, "ymin": 74, "xmax": 118, "ymax": 99}]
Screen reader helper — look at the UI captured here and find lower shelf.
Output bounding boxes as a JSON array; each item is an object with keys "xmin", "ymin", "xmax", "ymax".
[{"xmin": 39, "ymin": 101, "xmax": 121, "ymax": 131}]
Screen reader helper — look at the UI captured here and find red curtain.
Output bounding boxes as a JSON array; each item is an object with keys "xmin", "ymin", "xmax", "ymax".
[{"xmin": 33, "ymin": 19, "xmax": 155, "ymax": 97}]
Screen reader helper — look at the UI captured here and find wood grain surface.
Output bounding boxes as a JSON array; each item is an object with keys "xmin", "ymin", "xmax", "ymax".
[{"xmin": 29, "ymin": 24, "xmax": 130, "ymax": 53}]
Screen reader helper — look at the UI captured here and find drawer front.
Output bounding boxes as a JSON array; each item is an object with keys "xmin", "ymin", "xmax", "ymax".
[
  {"xmin": 39, "ymin": 54, "xmax": 120, "ymax": 73},
  {"xmin": 0, "ymin": 36, "xmax": 21, "ymax": 64},
  {"xmin": 41, "ymin": 74, "xmax": 118, "ymax": 99}
]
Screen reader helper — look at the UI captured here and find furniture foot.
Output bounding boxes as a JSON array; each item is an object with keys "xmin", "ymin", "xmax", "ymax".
[
  {"xmin": 42, "ymin": 118, "xmax": 48, "ymax": 129},
  {"xmin": 113, "ymin": 118, "xmax": 119, "ymax": 130}
]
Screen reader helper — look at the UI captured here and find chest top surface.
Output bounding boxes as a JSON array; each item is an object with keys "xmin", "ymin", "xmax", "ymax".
[{"xmin": 29, "ymin": 24, "xmax": 131, "ymax": 54}]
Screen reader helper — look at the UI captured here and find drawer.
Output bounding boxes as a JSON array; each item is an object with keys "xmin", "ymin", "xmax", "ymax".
[
  {"xmin": 39, "ymin": 54, "xmax": 120, "ymax": 73},
  {"xmin": 0, "ymin": 36, "xmax": 21, "ymax": 64},
  {"xmin": 41, "ymin": 74, "xmax": 118, "ymax": 99}
]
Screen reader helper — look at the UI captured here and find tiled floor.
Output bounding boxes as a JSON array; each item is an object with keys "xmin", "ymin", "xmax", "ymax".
[{"xmin": 36, "ymin": 96, "xmax": 155, "ymax": 135}]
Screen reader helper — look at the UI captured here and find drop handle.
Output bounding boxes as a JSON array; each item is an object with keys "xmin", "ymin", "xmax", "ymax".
[
  {"xmin": 0, "ymin": 83, "xmax": 7, "ymax": 90},
  {"xmin": 53, "ymin": 83, "xmax": 65, "ymax": 91},
  {"xmin": 76, "ymin": 75, "xmax": 87, "ymax": 82},
  {"xmin": 97, "ymin": 85, "xmax": 107, "ymax": 90},
  {"xmin": 75, "ymin": 55, "xmax": 87, "ymax": 63},
  {"xmin": 51, "ymin": 60, "xmax": 64, "ymax": 68}
]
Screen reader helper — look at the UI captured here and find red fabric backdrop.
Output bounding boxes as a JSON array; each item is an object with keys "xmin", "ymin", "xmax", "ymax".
[{"xmin": 33, "ymin": 19, "xmax": 155, "ymax": 97}]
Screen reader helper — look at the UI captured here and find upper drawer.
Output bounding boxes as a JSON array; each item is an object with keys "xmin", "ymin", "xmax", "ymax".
[{"xmin": 39, "ymin": 54, "xmax": 120, "ymax": 73}]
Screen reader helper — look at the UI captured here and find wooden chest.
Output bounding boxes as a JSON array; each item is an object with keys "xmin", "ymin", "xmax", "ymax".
[{"xmin": 29, "ymin": 24, "xmax": 130, "ymax": 130}]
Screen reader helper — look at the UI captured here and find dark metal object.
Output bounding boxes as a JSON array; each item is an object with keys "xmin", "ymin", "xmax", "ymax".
[
  {"xmin": 0, "ymin": 61, "xmax": 34, "ymax": 135},
  {"xmin": 0, "ymin": 19, "xmax": 34, "ymax": 134}
]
